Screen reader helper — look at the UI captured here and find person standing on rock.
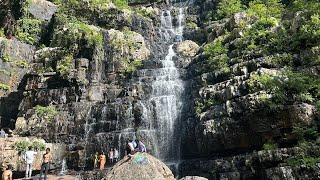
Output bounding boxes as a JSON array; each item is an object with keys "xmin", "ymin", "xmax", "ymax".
[
  {"xmin": 99, "ymin": 152, "xmax": 106, "ymax": 170},
  {"xmin": 24, "ymin": 146, "xmax": 37, "ymax": 178},
  {"xmin": 2, "ymin": 164, "xmax": 12, "ymax": 180},
  {"xmin": 113, "ymin": 148, "xmax": 119, "ymax": 163},
  {"xmin": 0, "ymin": 128, "xmax": 7, "ymax": 138},
  {"xmin": 108, "ymin": 148, "xmax": 114, "ymax": 164},
  {"xmin": 135, "ymin": 139, "xmax": 147, "ymax": 153},
  {"xmin": 40, "ymin": 148, "xmax": 52, "ymax": 180},
  {"xmin": 93, "ymin": 152, "xmax": 99, "ymax": 169},
  {"xmin": 126, "ymin": 140, "xmax": 135, "ymax": 157}
]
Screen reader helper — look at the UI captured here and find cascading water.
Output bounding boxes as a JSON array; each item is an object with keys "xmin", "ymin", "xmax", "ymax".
[
  {"xmin": 136, "ymin": 3, "xmax": 186, "ymax": 163},
  {"xmin": 59, "ymin": 158, "xmax": 67, "ymax": 176},
  {"xmin": 80, "ymin": 2, "xmax": 187, "ymax": 176}
]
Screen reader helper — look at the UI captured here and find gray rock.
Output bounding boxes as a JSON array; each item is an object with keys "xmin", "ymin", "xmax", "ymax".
[
  {"xmin": 28, "ymin": 0, "xmax": 58, "ymax": 21},
  {"xmin": 104, "ymin": 153, "xmax": 175, "ymax": 180},
  {"xmin": 228, "ymin": 12, "xmax": 247, "ymax": 30}
]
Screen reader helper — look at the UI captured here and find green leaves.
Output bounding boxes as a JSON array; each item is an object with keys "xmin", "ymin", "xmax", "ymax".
[
  {"xmin": 204, "ymin": 39, "xmax": 230, "ymax": 73},
  {"xmin": 35, "ymin": 105, "xmax": 58, "ymax": 122},
  {"xmin": 0, "ymin": 83, "xmax": 10, "ymax": 91},
  {"xmin": 12, "ymin": 140, "xmax": 46, "ymax": 153},
  {"xmin": 217, "ymin": 0, "xmax": 243, "ymax": 19},
  {"xmin": 247, "ymin": 0, "xmax": 283, "ymax": 19},
  {"xmin": 57, "ymin": 54, "xmax": 73, "ymax": 77},
  {"xmin": 16, "ymin": 18, "xmax": 42, "ymax": 45}
]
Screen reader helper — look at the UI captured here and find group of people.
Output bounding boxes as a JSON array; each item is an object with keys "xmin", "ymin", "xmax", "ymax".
[
  {"xmin": 94, "ymin": 148, "xmax": 119, "ymax": 170},
  {"xmin": 1, "ymin": 139, "xmax": 148, "ymax": 179},
  {"xmin": 94, "ymin": 139, "xmax": 147, "ymax": 170},
  {"xmin": 24, "ymin": 146, "xmax": 53, "ymax": 180},
  {"xmin": 2, "ymin": 146, "xmax": 53, "ymax": 180},
  {"xmin": 126, "ymin": 139, "xmax": 146, "ymax": 157}
]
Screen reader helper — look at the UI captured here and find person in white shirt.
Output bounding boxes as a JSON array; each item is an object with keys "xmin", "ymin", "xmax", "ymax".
[
  {"xmin": 0, "ymin": 128, "xmax": 7, "ymax": 138},
  {"xmin": 108, "ymin": 148, "xmax": 114, "ymax": 164},
  {"xmin": 24, "ymin": 146, "xmax": 37, "ymax": 178},
  {"xmin": 113, "ymin": 148, "xmax": 119, "ymax": 162},
  {"xmin": 126, "ymin": 140, "xmax": 135, "ymax": 157}
]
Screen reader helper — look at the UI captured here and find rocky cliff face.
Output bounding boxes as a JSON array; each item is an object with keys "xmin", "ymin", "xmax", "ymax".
[{"xmin": 0, "ymin": 0, "xmax": 319, "ymax": 179}]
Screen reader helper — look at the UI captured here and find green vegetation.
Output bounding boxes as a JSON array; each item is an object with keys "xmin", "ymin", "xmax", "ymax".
[
  {"xmin": 264, "ymin": 53, "xmax": 293, "ymax": 67},
  {"xmin": 15, "ymin": 60, "xmax": 29, "ymax": 68},
  {"xmin": 112, "ymin": 0, "xmax": 129, "ymax": 9},
  {"xmin": 51, "ymin": 14, "xmax": 103, "ymax": 50},
  {"xmin": 293, "ymin": 124, "xmax": 318, "ymax": 142},
  {"xmin": 16, "ymin": 18, "xmax": 42, "ymax": 45},
  {"xmin": 247, "ymin": 71, "xmax": 320, "ymax": 107},
  {"xmin": 195, "ymin": 98, "xmax": 220, "ymax": 116},
  {"xmin": 217, "ymin": 0, "xmax": 243, "ymax": 19},
  {"xmin": 286, "ymin": 155, "xmax": 320, "ymax": 168},
  {"xmin": 0, "ymin": 83, "xmax": 10, "ymax": 91},
  {"xmin": 35, "ymin": 105, "xmax": 58, "ymax": 122},
  {"xmin": 316, "ymin": 100, "xmax": 320, "ymax": 112},
  {"xmin": 186, "ymin": 22, "xmax": 198, "ymax": 29},
  {"xmin": 204, "ymin": 39, "xmax": 229, "ymax": 73},
  {"xmin": 57, "ymin": 54, "xmax": 73, "ymax": 77},
  {"xmin": 262, "ymin": 140, "xmax": 278, "ymax": 150},
  {"xmin": 134, "ymin": 7, "xmax": 154, "ymax": 19},
  {"xmin": 247, "ymin": 0, "xmax": 283, "ymax": 19},
  {"xmin": 12, "ymin": 140, "xmax": 46, "ymax": 153},
  {"xmin": 126, "ymin": 59, "xmax": 143, "ymax": 74},
  {"xmin": 0, "ymin": 28, "xmax": 4, "ymax": 37},
  {"xmin": 108, "ymin": 29, "xmax": 146, "ymax": 74},
  {"xmin": 1, "ymin": 53, "xmax": 11, "ymax": 62}
]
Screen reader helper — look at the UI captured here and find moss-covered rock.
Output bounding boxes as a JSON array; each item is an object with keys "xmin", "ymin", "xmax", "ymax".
[{"xmin": 105, "ymin": 29, "xmax": 150, "ymax": 73}]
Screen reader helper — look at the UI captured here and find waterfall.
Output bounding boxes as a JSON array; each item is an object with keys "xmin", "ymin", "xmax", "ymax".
[
  {"xmin": 137, "ymin": 4, "xmax": 186, "ymax": 163},
  {"xmin": 59, "ymin": 158, "xmax": 67, "ymax": 176}
]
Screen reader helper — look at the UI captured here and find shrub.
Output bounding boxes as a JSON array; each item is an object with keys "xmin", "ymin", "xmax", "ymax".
[
  {"xmin": 15, "ymin": 60, "xmax": 29, "ymax": 68},
  {"xmin": 57, "ymin": 54, "xmax": 73, "ymax": 77},
  {"xmin": 16, "ymin": 18, "xmax": 42, "ymax": 45},
  {"xmin": 262, "ymin": 140, "xmax": 278, "ymax": 150},
  {"xmin": 0, "ymin": 28, "xmax": 4, "ymax": 37},
  {"xmin": 35, "ymin": 105, "xmax": 58, "ymax": 122},
  {"xmin": 1, "ymin": 53, "xmax": 11, "ymax": 62},
  {"xmin": 126, "ymin": 59, "xmax": 143, "ymax": 74},
  {"xmin": 195, "ymin": 98, "xmax": 220, "ymax": 116},
  {"xmin": 247, "ymin": 0, "xmax": 283, "ymax": 19},
  {"xmin": 12, "ymin": 140, "xmax": 30, "ymax": 153},
  {"xmin": 12, "ymin": 140, "xmax": 46, "ymax": 153},
  {"xmin": 293, "ymin": 124, "xmax": 318, "ymax": 142},
  {"xmin": 204, "ymin": 39, "xmax": 227, "ymax": 57},
  {"xmin": 316, "ymin": 100, "xmax": 320, "ymax": 112},
  {"xmin": 204, "ymin": 39, "xmax": 230, "ymax": 73},
  {"xmin": 0, "ymin": 83, "xmax": 10, "ymax": 91},
  {"xmin": 51, "ymin": 15, "xmax": 103, "ymax": 51},
  {"xmin": 112, "ymin": 0, "xmax": 129, "ymax": 9},
  {"xmin": 217, "ymin": 0, "xmax": 243, "ymax": 19},
  {"xmin": 264, "ymin": 53, "xmax": 293, "ymax": 67},
  {"xmin": 247, "ymin": 71, "xmax": 320, "ymax": 106},
  {"xmin": 287, "ymin": 155, "xmax": 320, "ymax": 168}
]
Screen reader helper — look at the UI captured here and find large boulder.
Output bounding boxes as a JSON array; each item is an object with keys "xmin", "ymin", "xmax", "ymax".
[
  {"xmin": 176, "ymin": 40, "xmax": 199, "ymax": 57},
  {"xmin": 28, "ymin": 0, "xmax": 58, "ymax": 21},
  {"xmin": 104, "ymin": 153, "xmax": 175, "ymax": 180}
]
